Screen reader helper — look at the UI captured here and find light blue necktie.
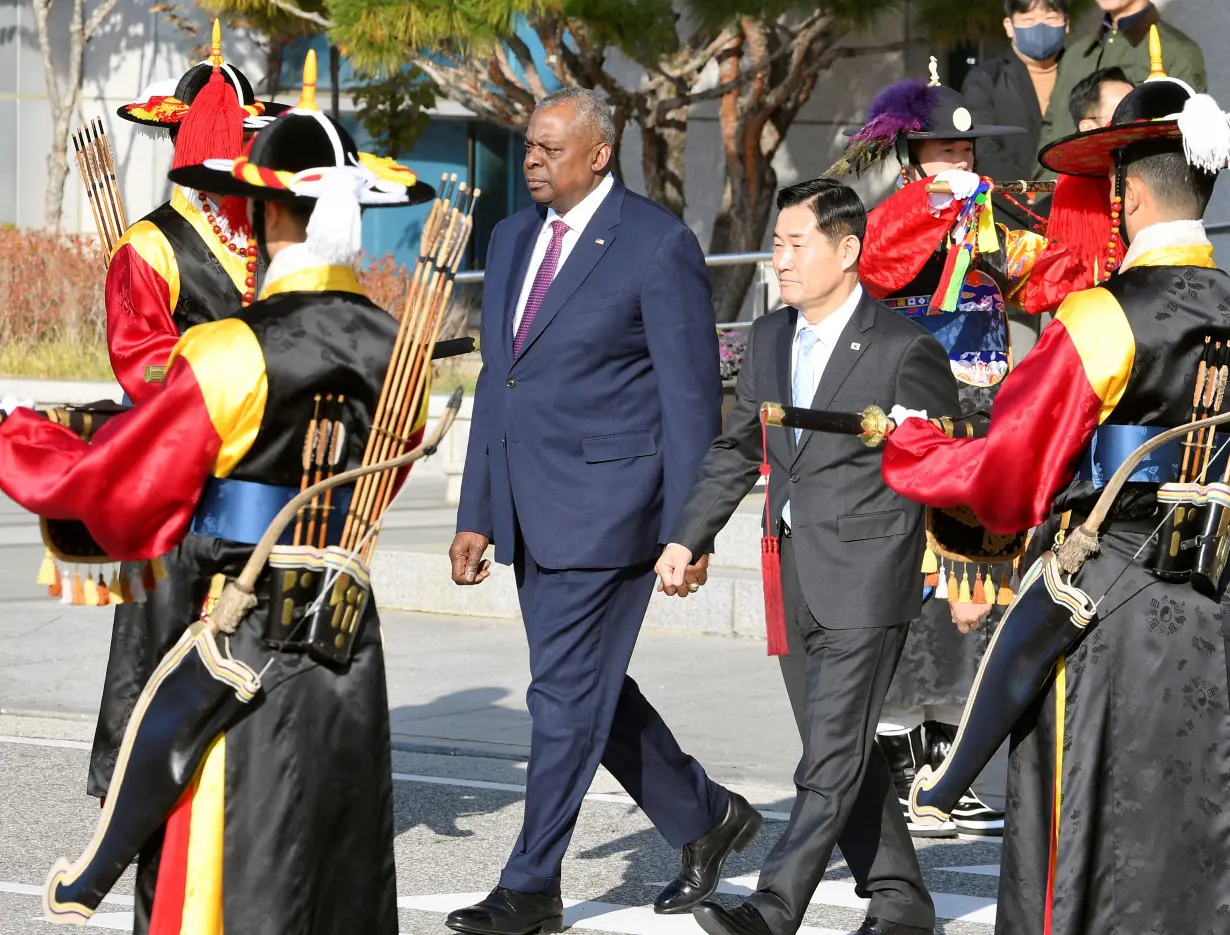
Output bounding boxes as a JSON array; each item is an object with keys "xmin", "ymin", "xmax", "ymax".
[{"xmin": 791, "ymin": 328, "xmax": 822, "ymax": 443}]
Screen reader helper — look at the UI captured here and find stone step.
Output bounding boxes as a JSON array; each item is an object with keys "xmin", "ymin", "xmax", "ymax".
[{"xmin": 371, "ymin": 549, "xmax": 768, "ymax": 640}]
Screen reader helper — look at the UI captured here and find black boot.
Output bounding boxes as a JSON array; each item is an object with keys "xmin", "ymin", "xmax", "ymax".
[
  {"xmin": 923, "ymin": 721, "xmax": 1004, "ymax": 838},
  {"xmin": 877, "ymin": 726, "xmax": 955, "ymax": 838}
]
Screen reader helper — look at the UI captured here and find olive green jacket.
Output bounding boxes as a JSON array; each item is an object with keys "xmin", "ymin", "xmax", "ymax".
[{"xmin": 1039, "ymin": 4, "xmax": 1206, "ymax": 160}]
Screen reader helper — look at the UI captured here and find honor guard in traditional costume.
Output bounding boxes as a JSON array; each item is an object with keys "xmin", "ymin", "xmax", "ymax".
[
  {"xmin": 826, "ymin": 60, "xmax": 1059, "ymax": 838},
  {"xmin": 83, "ymin": 21, "xmax": 288, "ymax": 810},
  {"xmin": 0, "ymin": 52, "xmax": 438, "ymax": 934},
  {"xmin": 881, "ymin": 65, "xmax": 1230, "ymax": 934}
]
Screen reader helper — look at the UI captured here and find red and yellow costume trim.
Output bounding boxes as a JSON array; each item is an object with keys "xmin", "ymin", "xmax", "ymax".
[{"xmin": 149, "ymin": 736, "xmax": 225, "ymax": 935}]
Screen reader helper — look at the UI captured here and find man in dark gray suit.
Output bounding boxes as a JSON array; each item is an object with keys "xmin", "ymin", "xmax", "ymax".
[{"xmin": 655, "ymin": 179, "xmax": 958, "ymax": 935}]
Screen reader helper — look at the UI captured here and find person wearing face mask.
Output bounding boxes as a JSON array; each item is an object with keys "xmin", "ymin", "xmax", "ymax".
[{"xmin": 961, "ymin": 0, "xmax": 1071, "ymax": 233}]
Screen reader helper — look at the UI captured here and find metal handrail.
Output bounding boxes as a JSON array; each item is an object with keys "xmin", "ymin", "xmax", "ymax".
[{"xmin": 452, "ymin": 251, "xmax": 771, "ymax": 284}]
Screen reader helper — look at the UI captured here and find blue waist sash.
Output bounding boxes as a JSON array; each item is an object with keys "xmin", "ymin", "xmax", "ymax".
[
  {"xmin": 190, "ymin": 477, "xmax": 353, "ymax": 547},
  {"xmin": 1075, "ymin": 425, "xmax": 1192, "ymax": 489}
]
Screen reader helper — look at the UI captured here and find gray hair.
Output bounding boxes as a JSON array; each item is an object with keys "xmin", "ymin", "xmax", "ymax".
[{"xmin": 534, "ymin": 86, "xmax": 617, "ymax": 147}]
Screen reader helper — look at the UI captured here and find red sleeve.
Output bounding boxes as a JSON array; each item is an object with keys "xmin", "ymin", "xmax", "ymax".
[
  {"xmin": 859, "ymin": 179, "xmax": 962, "ymax": 299},
  {"xmin": 881, "ymin": 287, "xmax": 1135, "ymax": 534},
  {"xmin": 0, "ymin": 358, "xmax": 221, "ymax": 560},
  {"xmin": 106, "ymin": 241, "xmax": 178, "ymax": 404}
]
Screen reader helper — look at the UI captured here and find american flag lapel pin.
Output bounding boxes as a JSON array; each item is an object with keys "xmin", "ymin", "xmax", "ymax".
[{"xmin": 595, "ymin": 238, "xmax": 605, "ymax": 245}]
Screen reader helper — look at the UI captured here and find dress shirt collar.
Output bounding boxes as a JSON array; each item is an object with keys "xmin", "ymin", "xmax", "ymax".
[
  {"xmin": 1120, "ymin": 219, "xmax": 1211, "ymax": 271},
  {"xmin": 794, "ymin": 283, "xmax": 864, "ymax": 348},
  {"xmin": 545, "ymin": 173, "xmax": 615, "ymax": 234}
]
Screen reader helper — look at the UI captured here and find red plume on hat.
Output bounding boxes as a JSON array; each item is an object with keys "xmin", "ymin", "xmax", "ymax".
[{"xmin": 171, "ymin": 20, "xmax": 246, "ymax": 172}]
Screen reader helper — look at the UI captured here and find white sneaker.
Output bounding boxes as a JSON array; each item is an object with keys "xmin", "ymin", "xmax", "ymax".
[{"xmin": 951, "ymin": 790, "xmax": 1004, "ymax": 838}]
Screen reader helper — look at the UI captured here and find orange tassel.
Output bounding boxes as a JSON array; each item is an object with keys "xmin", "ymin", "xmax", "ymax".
[
  {"xmin": 946, "ymin": 568, "xmax": 959, "ymax": 601},
  {"xmin": 119, "ymin": 571, "xmax": 134, "ymax": 604},
  {"xmin": 71, "ymin": 571, "xmax": 85, "ymax": 606},
  {"xmin": 48, "ymin": 564, "xmax": 63, "ymax": 598},
  {"xmin": 151, "ymin": 556, "xmax": 168, "ymax": 581},
  {"xmin": 972, "ymin": 568, "xmax": 986, "ymax": 604},
  {"xmin": 924, "ymin": 571, "xmax": 940, "ymax": 587},
  {"xmin": 997, "ymin": 567, "xmax": 1015, "ymax": 605},
  {"xmin": 96, "ymin": 574, "xmax": 110, "ymax": 607}
]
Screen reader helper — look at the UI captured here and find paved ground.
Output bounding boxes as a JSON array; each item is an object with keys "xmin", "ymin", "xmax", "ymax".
[{"xmin": 0, "ymin": 489, "xmax": 1005, "ymax": 935}]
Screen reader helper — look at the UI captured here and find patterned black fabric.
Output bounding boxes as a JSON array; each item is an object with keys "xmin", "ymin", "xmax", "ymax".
[{"xmin": 998, "ymin": 519, "xmax": 1230, "ymax": 934}]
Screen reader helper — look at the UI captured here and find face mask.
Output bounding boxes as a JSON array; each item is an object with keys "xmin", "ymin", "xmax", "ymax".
[{"xmin": 1014, "ymin": 23, "xmax": 1066, "ymax": 62}]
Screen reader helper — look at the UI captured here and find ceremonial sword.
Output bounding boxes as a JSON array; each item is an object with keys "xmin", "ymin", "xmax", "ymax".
[{"xmin": 760, "ymin": 402, "xmax": 987, "ymax": 447}]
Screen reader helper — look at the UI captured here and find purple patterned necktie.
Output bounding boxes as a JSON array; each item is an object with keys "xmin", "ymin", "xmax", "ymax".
[{"xmin": 513, "ymin": 219, "xmax": 569, "ymax": 356}]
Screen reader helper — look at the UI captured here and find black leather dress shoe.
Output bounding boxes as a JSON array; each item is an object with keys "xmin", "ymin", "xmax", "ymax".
[
  {"xmin": 855, "ymin": 917, "xmax": 934, "ymax": 935},
  {"xmin": 653, "ymin": 792, "xmax": 763, "ymax": 914},
  {"xmin": 445, "ymin": 887, "xmax": 564, "ymax": 935},
  {"xmin": 693, "ymin": 899, "xmax": 773, "ymax": 935}
]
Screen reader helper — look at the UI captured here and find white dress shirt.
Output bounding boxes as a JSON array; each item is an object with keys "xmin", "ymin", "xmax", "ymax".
[
  {"xmin": 512, "ymin": 173, "xmax": 616, "ymax": 336},
  {"xmin": 782, "ymin": 283, "xmax": 863, "ymax": 529}
]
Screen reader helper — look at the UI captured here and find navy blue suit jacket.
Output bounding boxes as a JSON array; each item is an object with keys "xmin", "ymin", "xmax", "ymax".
[{"xmin": 456, "ymin": 181, "xmax": 722, "ymax": 569}]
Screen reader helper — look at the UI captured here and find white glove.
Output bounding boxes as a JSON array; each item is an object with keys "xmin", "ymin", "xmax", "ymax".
[
  {"xmin": 0, "ymin": 395, "xmax": 34, "ymax": 416},
  {"xmin": 890, "ymin": 405, "xmax": 928, "ymax": 427},
  {"xmin": 928, "ymin": 169, "xmax": 981, "ymax": 210}
]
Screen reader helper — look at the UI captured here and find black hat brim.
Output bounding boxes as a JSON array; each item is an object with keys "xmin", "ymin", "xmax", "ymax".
[
  {"xmin": 840, "ymin": 124, "xmax": 1028, "ymax": 140},
  {"xmin": 117, "ymin": 100, "xmax": 291, "ymax": 130},
  {"xmin": 167, "ymin": 163, "xmax": 437, "ymax": 208},
  {"xmin": 1039, "ymin": 120, "xmax": 1182, "ymax": 177}
]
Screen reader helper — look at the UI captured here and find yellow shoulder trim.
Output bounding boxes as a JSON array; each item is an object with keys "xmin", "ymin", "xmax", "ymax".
[
  {"xmin": 168, "ymin": 318, "xmax": 268, "ymax": 478},
  {"xmin": 115, "ymin": 219, "xmax": 180, "ymax": 312},
  {"xmin": 170, "ymin": 187, "xmax": 250, "ymax": 293},
  {"xmin": 1055, "ymin": 287, "xmax": 1135, "ymax": 424},
  {"xmin": 1121, "ymin": 244, "xmax": 1217, "ymax": 272},
  {"xmin": 259, "ymin": 265, "xmax": 364, "ymax": 301}
]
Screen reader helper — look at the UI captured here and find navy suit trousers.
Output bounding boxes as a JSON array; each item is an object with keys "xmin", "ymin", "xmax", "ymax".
[{"xmin": 500, "ymin": 540, "xmax": 728, "ymax": 895}]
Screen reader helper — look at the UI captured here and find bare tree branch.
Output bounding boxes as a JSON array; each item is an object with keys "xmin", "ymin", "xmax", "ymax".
[
  {"xmin": 262, "ymin": 0, "xmax": 333, "ymax": 29},
  {"xmin": 83, "ymin": 0, "xmax": 122, "ymax": 39}
]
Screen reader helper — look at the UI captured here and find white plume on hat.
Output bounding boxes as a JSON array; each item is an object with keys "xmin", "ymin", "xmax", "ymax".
[{"xmin": 1177, "ymin": 93, "xmax": 1230, "ymax": 174}]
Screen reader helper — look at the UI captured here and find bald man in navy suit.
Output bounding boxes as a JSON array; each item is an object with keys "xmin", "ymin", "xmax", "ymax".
[{"xmin": 446, "ymin": 87, "xmax": 761, "ymax": 935}]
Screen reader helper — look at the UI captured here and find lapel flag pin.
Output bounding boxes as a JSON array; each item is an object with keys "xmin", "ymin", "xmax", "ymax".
[
  {"xmin": 595, "ymin": 238, "xmax": 605, "ymax": 245},
  {"xmin": 850, "ymin": 342, "xmax": 861, "ymax": 350}
]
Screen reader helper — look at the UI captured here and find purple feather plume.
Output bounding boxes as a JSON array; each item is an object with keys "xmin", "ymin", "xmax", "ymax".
[{"xmin": 853, "ymin": 80, "xmax": 938, "ymax": 144}]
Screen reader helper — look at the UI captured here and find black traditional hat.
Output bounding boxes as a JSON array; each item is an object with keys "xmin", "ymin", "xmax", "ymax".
[
  {"xmin": 169, "ymin": 50, "xmax": 435, "ymax": 265},
  {"xmin": 118, "ymin": 20, "xmax": 287, "ymax": 133},
  {"xmin": 828, "ymin": 57, "xmax": 1025, "ymax": 178},
  {"xmin": 1040, "ymin": 31, "xmax": 1230, "ymax": 178},
  {"xmin": 1038, "ymin": 26, "xmax": 1229, "ymax": 275}
]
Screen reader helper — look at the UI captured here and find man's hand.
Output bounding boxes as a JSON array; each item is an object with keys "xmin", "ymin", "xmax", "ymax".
[
  {"xmin": 656, "ymin": 544, "xmax": 708, "ymax": 598},
  {"xmin": 449, "ymin": 531, "xmax": 492, "ymax": 585},
  {"xmin": 951, "ymin": 601, "xmax": 993, "ymax": 633}
]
